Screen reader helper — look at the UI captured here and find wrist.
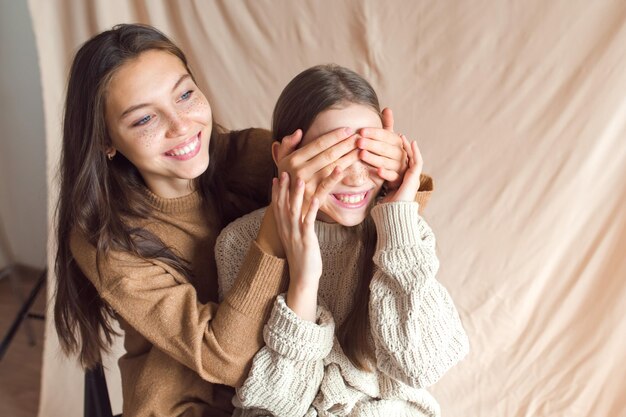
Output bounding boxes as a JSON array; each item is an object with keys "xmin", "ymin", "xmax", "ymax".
[
  {"xmin": 286, "ymin": 281, "xmax": 319, "ymax": 322},
  {"xmin": 255, "ymin": 207, "xmax": 286, "ymax": 258}
]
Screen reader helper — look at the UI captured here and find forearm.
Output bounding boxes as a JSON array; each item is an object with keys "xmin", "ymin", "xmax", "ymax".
[
  {"xmin": 237, "ymin": 295, "xmax": 334, "ymax": 416},
  {"xmin": 73, "ymin": 229, "xmax": 290, "ymax": 387},
  {"xmin": 255, "ymin": 207, "xmax": 285, "ymax": 258},
  {"xmin": 213, "ymin": 241, "xmax": 288, "ymax": 386},
  {"xmin": 369, "ymin": 202, "xmax": 469, "ymax": 387}
]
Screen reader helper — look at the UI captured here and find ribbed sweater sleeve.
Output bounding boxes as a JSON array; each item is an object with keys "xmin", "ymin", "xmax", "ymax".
[
  {"xmin": 236, "ymin": 295, "xmax": 335, "ymax": 417},
  {"xmin": 70, "ymin": 224, "xmax": 286, "ymax": 388},
  {"xmin": 369, "ymin": 202, "xmax": 470, "ymax": 388}
]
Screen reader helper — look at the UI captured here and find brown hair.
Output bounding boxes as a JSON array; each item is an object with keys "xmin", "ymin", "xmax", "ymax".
[
  {"xmin": 272, "ymin": 64, "xmax": 380, "ymax": 370},
  {"xmin": 54, "ymin": 24, "xmax": 223, "ymax": 368}
]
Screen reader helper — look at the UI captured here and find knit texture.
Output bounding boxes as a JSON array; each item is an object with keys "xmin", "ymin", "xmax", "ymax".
[{"xmin": 217, "ymin": 203, "xmax": 469, "ymax": 417}]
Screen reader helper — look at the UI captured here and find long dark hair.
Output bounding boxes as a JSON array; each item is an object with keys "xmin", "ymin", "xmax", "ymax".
[
  {"xmin": 54, "ymin": 24, "xmax": 221, "ymax": 368},
  {"xmin": 272, "ymin": 64, "xmax": 380, "ymax": 371}
]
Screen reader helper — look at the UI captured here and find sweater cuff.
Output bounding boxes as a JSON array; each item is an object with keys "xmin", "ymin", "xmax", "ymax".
[
  {"xmin": 223, "ymin": 241, "xmax": 288, "ymax": 319},
  {"xmin": 264, "ymin": 295, "xmax": 335, "ymax": 361},
  {"xmin": 371, "ymin": 202, "xmax": 424, "ymax": 251},
  {"xmin": 416, "ymin": 174, "xmax": 434, "ymax": 215}
]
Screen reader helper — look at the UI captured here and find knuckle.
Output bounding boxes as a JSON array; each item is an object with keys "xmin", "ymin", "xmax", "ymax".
[
  {"xmin": 323, "ymin": 149, "xmax": 337, "ymax": 164},
  {"xmin": 313, "ymin": 139, "xmax": 326, "ymax": 153},
  {"xmin": 319, "ymin": 179, "xmax": 333, "ymax": 192},
  {"xmin": 325, "ymin": 163, "xmax": 337, "ymax": 176}
]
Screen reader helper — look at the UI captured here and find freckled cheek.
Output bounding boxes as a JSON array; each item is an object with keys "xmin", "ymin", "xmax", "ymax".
[
  {"xmin": 183, "ymin": 95, "xmax": 212, "ymax": 120},
  {"xmin": 129, "ymin": 124, "xmax": 161, "ymax": 150}
]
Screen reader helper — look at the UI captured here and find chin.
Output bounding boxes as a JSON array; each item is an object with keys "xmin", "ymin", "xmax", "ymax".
[
  {"xmin": 331, "ymin": 212, "xmax": 369, "ymax": 227},
  {"xmin": 191, "ymin": 154, "xmax": 211, "ymax": 178}
]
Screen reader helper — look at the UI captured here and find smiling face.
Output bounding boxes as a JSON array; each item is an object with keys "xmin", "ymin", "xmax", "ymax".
[
  {"xmin": 302, "ymin": 103, "xmax": 385, "ymax": 226},
  {"xmin": 104, "ymin": 50, "xmax": 212, "ymax": 198}
]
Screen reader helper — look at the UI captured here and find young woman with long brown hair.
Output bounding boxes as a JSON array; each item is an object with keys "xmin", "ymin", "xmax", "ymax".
[
  {"xmin": 217, "ymin": 65, "xmax": 469, "ymax": 416},
  {"xmin": 54, "ymin": 25, "xmax": 422, "ymax": 416}
]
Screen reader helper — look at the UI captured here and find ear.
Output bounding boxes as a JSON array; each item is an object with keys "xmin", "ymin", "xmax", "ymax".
[
  {"xmin": 271, "ymin": 141, "xmax": 281, "ymax": 166},
  {"xmin": 105, "ymin": 147, "xmax": 117, "ymax": 159}
]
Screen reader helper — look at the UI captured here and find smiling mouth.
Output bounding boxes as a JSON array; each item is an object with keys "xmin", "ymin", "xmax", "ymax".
[
  {"xmin": 165, "ymin": 133, "xmax": 200, "ymax": 157},
  {"xmin": 334, "ymin": 192, "xmax": 367, "ymax": 204},
  {"xmin": 331, "ymin": 190, "xmax": 372, "ymax": 208}
]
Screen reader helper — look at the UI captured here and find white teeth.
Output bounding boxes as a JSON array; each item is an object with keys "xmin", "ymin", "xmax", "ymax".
[
  {"xmin": 167, "ymin": 137, "xmax": 199, "ymax": 156},
  {"xmin": 336, "ymin": 193, "xmax": 366, "ymax": 204}
]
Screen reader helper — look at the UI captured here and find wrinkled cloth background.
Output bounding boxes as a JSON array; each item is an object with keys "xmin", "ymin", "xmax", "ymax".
[{"xmin": 30, "ymin": 1, "xmax": 626, "ymax": 416}]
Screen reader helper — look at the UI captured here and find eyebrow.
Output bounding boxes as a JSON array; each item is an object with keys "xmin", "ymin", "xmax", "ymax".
[{"xmin": 119, "ymin": 74, "xmax": 191, "ymax": 120}]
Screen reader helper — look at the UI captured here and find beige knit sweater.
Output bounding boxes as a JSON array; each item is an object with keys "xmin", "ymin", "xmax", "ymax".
[{"xmin": 216, "ymin": 202, "xmax": 469, "ymax": 417}]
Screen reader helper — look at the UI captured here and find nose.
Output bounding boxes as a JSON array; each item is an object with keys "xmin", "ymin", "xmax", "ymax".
[
  {"xmin": 165, "ymin": 110, "xmax": 192, "ymax": 138},
  {"xmin": 341, "ymin": 161, "xmax": 369, "ymax": 187}
]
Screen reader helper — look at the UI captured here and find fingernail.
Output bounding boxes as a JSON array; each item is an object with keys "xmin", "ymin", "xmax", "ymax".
[{"xmin": 344, "ymin": 127, "xmax": 355, "ymax": 135}]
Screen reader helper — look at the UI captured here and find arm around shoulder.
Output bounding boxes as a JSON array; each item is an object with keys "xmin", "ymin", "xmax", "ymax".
[{"xmin": 70, "ymin": 226, "xmax": 287, "ymax": 387}]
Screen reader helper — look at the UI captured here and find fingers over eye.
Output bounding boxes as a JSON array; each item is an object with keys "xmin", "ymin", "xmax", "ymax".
[
  {"xmin": 358, "ymin": 127, "xmax": 402, "ymax": 145},
  {"xmin": 305, "ymin": 134, "xmax": 359, "ymax": 174},
  {"xmin": 376, "ymin": 167, "xmax": 401, "ymax": 182},
  {"xmin": 297, "ymin": 126, "xmax": 355, "ymax": 161},
  {"xmin": 358, "ymin": 149, "xmax": 402, "ymax": 172}
]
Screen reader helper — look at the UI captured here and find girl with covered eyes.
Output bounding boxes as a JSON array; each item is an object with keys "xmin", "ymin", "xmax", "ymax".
[
  {"xmin": 53, "ymin": 24, "xmax": 432, "ymax": 417},
  {"xmin": 217, "ymin": 65, "xmax": 469, "ymax": 416}
]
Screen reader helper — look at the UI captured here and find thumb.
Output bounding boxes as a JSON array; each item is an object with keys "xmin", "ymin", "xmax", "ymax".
[
  {"xmin": 387, "ymin": 137, "xmax": 421, "ymax": 202},
  {"xmin": 283, "ymin": 129, "xmax": 302, "ymax": 151},
  {"xmin": 381, "ymin": 107, "xmax": 394, "ymax": 132},
  {"xmin": 274, "ymin": 129, "xmax": 302, "ymax": 163}
]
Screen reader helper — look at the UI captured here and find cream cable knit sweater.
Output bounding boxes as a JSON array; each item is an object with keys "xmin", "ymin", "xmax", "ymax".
[{"xmin": 216, "ymin": 202, "xmax": 469, "ymax": 417}]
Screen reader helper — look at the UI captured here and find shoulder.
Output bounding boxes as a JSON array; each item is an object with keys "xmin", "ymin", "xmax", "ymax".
[
  {"xmin": 68, "ymin": 228, "xmax": 140, "ymax": 292},
  {"xmin": 213, "ymin": 128, "xmax": 273, "ymax": 157},
  {"xmin": 215, "ymin": 207, "xmax": 267, "ymax": 299},
  {"xmin": 216, "ymin": 207, "xmax": 266, "ymax": 249},
  {"xmin": 211, "ymin": 128, "xmax": 275, "ymax": 212}
]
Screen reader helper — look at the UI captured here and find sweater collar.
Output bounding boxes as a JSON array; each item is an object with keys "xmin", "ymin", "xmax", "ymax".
[
  {"xmin": 142, "ymin": 187, "xmax": 203, "ymax": 214},
  {"xmin": 313, "ymin": 218, "xmax": 366, "ymax": 244}
]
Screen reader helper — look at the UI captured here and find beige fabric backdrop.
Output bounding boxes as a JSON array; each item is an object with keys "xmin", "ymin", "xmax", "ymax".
[{"xmin": 29, "ymin": 0, "xmax": 626, "ymax": 416}]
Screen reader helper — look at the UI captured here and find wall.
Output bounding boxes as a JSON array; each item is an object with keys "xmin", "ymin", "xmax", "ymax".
[
  {"xmin": 0, "ymin": 0, "xmax": 47, "ymax": 270},
  {"xmin": 30, "ymin": 1, "xmax": 626, "ymax": 416}
]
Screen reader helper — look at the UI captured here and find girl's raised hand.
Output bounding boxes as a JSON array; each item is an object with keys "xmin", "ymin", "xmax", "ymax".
[
  {"xmin": 271, "ymin": 168, "xmax": 342, "ymax": 321},
  {"xmin": 379, "ymin": 135, "xmax": 423, "ymax": 204},
  {"xmin": 357, "ymin": 108, "xmax": 409, "ymax": 188},
  {"xmin": 273, "ymin": 127, "xmax": 361, "ymax": 204}
]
